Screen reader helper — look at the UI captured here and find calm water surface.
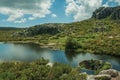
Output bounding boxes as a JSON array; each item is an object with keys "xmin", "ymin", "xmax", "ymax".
[{"xmin": 0, "ymin": 42, "xmax": 120, "ymax": 72}]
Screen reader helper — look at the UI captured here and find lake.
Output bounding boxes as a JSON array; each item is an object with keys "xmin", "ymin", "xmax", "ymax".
[{"xmin": 0, "ymin": 42, "xmax": 120, "ymax": 72}]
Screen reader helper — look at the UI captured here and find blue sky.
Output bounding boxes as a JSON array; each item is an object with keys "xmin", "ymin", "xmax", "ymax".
[{"xmin": 0, "ymin": 0, "xmax": 119, "ymax": 27}]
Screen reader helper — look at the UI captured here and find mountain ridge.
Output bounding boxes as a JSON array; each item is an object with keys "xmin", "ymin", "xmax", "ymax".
[{"xmin": 92, "ymin": 6, "xmax": 120, "ymax": 20}]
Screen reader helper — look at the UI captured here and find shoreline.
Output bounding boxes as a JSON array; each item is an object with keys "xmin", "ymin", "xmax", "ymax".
[
  {"xmin": 1, "ymin": 40, "xmax": 120, "ymax": 57},
  {"xmin": 2, "ymin": 41, "xmax": 64, "ymax": 50}
]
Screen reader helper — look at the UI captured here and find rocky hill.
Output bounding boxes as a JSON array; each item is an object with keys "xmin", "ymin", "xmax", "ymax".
[
  {"xmin": 13, "ymin": 23, "xmax": 63, "ymax": 37},
  {"xmin": 92, "ymin": 6, "xmax": 120, "ymax": 20}
]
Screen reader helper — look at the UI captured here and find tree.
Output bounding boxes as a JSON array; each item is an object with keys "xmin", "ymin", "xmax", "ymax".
[{"xmin": 65, "ymin": 37, "xmax": 81, "ymax": 53}]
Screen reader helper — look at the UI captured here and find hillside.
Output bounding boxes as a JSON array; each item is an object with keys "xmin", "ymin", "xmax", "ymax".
[
  {"xmin": 0, "ymin": 6, "xmax": 120, "ymax": 56},
  {"xmin": 13, "ymin": 23, "xmax": 63, "ymax": 37},
  {"xmin": 0, "ymin": 27, "xmax": 23, "ymax": 41}
]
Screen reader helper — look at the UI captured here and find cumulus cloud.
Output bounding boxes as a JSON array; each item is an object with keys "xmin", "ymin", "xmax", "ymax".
[
  {"xmin": 51, "ymin": 14, "xmax": 57, "ymax": 18},
  {"xmin": 65, "ymin": 0, "xmax": 120, "ymax": 21},
  {"xmin": 103, "ymin": 2, "xmax": 109, "ymax": 7},
  {"xmin": 65, "ymin": 0, "xmax": 103, "ymax": 21},
  {"xmin": 0, "ymin": 0, "xmax": 54, "ymax": 23},
  {"xmin": 114, "ymin": 0, "xmax": 120, "ymax": 5},
  {"xmin": 14, "ymin": 18, "xmax": 26, "ymax": 23}
]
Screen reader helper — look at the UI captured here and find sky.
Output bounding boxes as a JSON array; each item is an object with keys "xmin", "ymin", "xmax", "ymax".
[{"xmin": 0, "ymin": 0, "xmax": 120, "ymax": 27}]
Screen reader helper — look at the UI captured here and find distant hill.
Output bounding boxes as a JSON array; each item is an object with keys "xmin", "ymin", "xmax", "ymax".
[
  {"xmin": 92, "ymin": 6, "xmax": 120, "ymax": 20},
  {"xmin": 13, "ymin": 23, "xmax": 64, "ymax": 37},
  {"xmin": 0, "ymin": 27, "xmax": 22, "ymax": 31}
]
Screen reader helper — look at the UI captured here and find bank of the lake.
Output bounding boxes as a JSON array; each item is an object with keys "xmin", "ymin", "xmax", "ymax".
[{"xmin": 3, "ymin": 39, "xmax": 120, "ymax": 57}]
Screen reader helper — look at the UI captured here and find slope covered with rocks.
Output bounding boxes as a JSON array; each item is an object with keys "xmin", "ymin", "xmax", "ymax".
[{"xmin": 92, "ymin": 6, "xmax": 120, "ymax": 20}]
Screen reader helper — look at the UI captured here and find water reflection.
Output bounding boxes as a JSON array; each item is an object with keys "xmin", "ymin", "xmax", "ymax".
[
  {"xmin": 13, "ymin": 43, "xmax": 46, "ymax": 53},
  {"xmin": 65, "ymin": 51, "xmax": 78, "ymax": 61},
  {"xmin": 65, "ymin": 50, "xmax": 88, "ymax": 61}
]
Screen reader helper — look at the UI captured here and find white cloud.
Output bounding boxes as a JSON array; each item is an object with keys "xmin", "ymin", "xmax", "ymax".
[
  {"xmin": 115, "ymin": 0, "xmax": 120, "ymax": 5},
  {"xmin": 0, "ymin": 0, "xmax": 54, "ymax": 23},
  {"xmin": 109, "ymin": 0, "xmax": 120, "ymax": 5},
  {"xmin": 65, "ymin": 0, "xmax": 120, "ymax": 21},
  {"xmin": 51, "ymin": 14, "xmax": 57, "ymax": 18},
  {"xmin": 103, "ymin": 2, "xmax": 109, "ymax": 7},
  {"xmin": 65, "ymin": 0, "xmax": 103, "ymax": 21},
  {"xmin": 6, "ymin": 10, "xmax": 24, "ymax": 22},
  {"xmin": 14, "ymin": 18, "xmax": 26, "ymax": 23},
  {"xmin": 28, "ymin": 17, "xmax": 36, "ymax": 20}
]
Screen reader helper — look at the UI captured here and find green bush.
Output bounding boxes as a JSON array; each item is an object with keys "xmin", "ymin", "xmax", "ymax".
[{"xmin": 65, "ymin": 37, "xmax": 82, "ymax": 53}]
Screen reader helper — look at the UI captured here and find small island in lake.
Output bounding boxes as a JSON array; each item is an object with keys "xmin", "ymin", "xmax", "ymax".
[{"xmin": 79, "ymin": 60, "xmax": 112, "ymax": 70}]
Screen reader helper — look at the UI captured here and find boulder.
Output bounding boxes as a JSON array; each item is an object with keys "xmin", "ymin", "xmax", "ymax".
[
  {"xmin": 94, "ymin": 74, "xmax": 111, "ymax": 80},
  {"xmin": 87, "ymin": 74, "xmax": 111, "ymax": 80},
  {"xmin": 87, "ymin": 75, "xmax": 95, "ymax": 80},
  {"xmin": 46, "ymin": 62, "xmax": 53, "ymax": 67},
  {"xmin": 99, "ymin": 69, "xmax": 119, "ymax": 77}
]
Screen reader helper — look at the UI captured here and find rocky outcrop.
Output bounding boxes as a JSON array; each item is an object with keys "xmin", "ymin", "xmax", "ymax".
[
  {"xmin": 94, "ymin": 74, "xmax": 111, "ymax": 80},
  {"xmin": 92, "ymin": 6, "xmax": 120, "ymax": 20},
  {"xmin": 87, "ymin": 69, "xmax": 120, "ymax": 80},
  {"xmin": 87, "ymin": 74, "xmax": 111, "ymax": 80},
  {"xmin": 111, "ymin": 8, "xmax": 120, "ymax": 20},
  {"xmin": 13, "ymin": 23, "xmax": 63, "ymax": 37},
  {"xmin": 99, "ymin": 69, "xmax": 119, "ymax": 77}
]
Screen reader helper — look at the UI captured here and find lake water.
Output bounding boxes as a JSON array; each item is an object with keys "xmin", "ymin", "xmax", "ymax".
[{"xmin": 0, "ymin": 42, "xmax": 120, "ymax": 72}]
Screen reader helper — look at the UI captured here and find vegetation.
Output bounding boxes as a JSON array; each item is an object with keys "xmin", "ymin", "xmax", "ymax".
[
  {"xmin": 65, "ymin": 37, "xmax": 82, "ymax": 53},
  {"xmin": 0, "ymin": 59, "xmax": 87, "ymax": 80}
]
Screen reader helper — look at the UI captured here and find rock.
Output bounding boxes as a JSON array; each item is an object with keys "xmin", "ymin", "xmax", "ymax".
[
  {"xmin": 94, "ymin": 74, "xmax": 111, "ymax": 80},
  {"xmin": 46, "ymin": 62, "xmax": 53, "ymax": 67},
  {"xmin": 92, "ymin": 7, "xmax": 113, "ymax": 19},
  {"xmin": 99, "ymin": 69, "xmax": 119, "ymax": 77},
  {"xmin": 87, "ymin": 74, "xmax": 111, "ymax": 80},
  {"xmin": 92, "ymin": 6, "xmax": 120, "ymax": 20},
  {"xmin": 111, "ymin": 8, "xmax": 120, "ymax": 20},
  {"xmin": 87, "ymin": 75, "xmax": 95, "ymax": 80},
  {"xmin": 80, "ymin": 72, "xmax": 87, "ymax": 76}
]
